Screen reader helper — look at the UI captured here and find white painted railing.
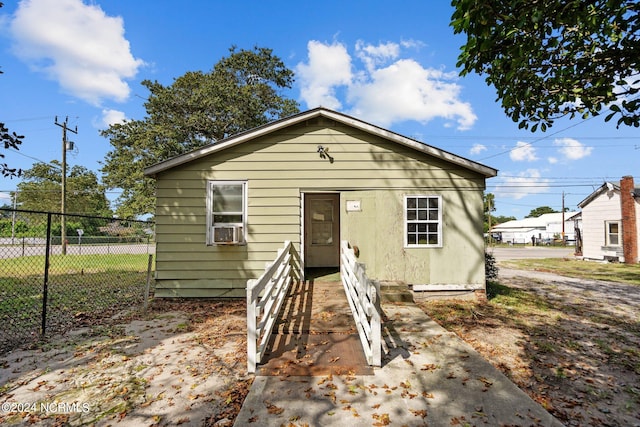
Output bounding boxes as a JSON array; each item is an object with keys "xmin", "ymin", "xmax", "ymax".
[
  {"xmin": 247, "ymin": 241, "xmax": 302, "ymax": 373},
  {"xmin": 340, "ymin": 241, "xmax": 381, "ymax": 367}
]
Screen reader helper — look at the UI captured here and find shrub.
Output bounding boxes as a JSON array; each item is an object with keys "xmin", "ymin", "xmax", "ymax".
[{"xmin": 485, "ymin": 251, "xmax": 499, "ymax": 280}]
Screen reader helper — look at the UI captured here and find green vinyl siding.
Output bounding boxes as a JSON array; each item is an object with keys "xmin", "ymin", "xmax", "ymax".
[{"xmin": 153, "ymin": 121, "xmax": 488, "ymax": 297}]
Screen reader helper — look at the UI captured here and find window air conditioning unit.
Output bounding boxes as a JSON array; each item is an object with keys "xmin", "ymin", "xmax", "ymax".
[{"xmin": 213, "ymin": 225, "xmax": 241, "ymax": 244}]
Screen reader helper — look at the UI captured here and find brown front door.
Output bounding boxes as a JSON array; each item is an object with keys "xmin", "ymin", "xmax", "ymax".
[{"xmin": 304, "ymin": 193, "xmax": 340, "ymax": 267}]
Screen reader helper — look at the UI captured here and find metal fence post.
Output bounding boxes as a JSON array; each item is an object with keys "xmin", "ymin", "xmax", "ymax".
[
  {"xmin": 0, "ymin": 207, "xmax": 156, "ymax": 352},
  {"xmin": 42, "ymin": 212, "xmax": 52, "ymax": 336},
  {"xmin": 144, "ymin": 254, "xmax": 153, "ymax": 313}
]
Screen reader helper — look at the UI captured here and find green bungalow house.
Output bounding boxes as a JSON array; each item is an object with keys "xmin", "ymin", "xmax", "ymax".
[{"xmin": 144, "ymin": 107, "xmax": 497, "ymax": 299}]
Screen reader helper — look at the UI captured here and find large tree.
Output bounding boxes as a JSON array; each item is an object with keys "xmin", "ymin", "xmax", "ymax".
[
  {"xmin": 16, "ymin": 161, "xmax": 111, "ymax": 216},
  {"xmin": 451, "ymin": 0, "xmax": 640, "ymax": 131},
  {"xmin": 101, "ymin": 46, "xmax": 300, "ymax": 217}
]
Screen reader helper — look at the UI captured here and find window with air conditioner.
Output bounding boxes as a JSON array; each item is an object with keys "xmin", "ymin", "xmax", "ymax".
[{"xmin": 206, "ymin": 181, "xmax": 247, "ymax": 245}]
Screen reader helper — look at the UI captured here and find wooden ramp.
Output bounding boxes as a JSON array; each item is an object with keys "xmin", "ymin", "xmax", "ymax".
[{"xmin": 258, "ymin": 277, "xmax": 373, "ymax": 376}]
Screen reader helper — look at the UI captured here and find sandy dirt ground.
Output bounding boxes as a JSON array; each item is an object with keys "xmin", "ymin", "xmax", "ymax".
[
  {"xmin": 421, "ymin": 268, "xmax": 640, "ymax": 427},
  {"xmin": 0, "ymin": 300, "xmax": 249, "ymax": 427},
  {"xmin": 2, "ymin": 267, "xmax": 639, "ymax": 426}
]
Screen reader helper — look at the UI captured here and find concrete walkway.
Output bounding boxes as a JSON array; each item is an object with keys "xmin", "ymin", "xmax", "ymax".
[{"xmin": 235, "ymin": 299, "xmax": 563, "ymax": 426}]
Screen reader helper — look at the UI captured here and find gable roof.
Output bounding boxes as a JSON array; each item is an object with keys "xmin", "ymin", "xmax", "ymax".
[
  {"xmin": 144, "ymin": 107, "xmax": 498, "ymax": 178},
  {"xmin": 578, "ymin": 182, "xmax": 619, "ymax": 208},
  {"xmin": 578, "ymin": 180, "xmax": 640, "ymax": 209}
]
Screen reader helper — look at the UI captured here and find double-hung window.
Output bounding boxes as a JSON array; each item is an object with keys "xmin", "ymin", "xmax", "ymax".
[
  {"xmin": 206, "ymin": 181, "xmax": 247, "ymax": 245},
  {"xmin": 405, "ymin": 195, "xmax": 442, "ymax": 247},
  {"xmin": 605, "ymin": 221, "xmax": 620, "ymax": 246}
]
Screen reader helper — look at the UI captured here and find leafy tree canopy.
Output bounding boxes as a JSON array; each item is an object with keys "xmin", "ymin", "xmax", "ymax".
[
  {"xmin": 483, "ymin": 192, "xmax": 496, "ymax": 215},
  {"xmin": 526, "ymin": 206, "xmax": 558, "ymax": 218},
  {"xmin": 16, "ymin": 161, "xmax": 111, "ymax": 216},
  {"xmin": 451, "ymin": 0, "xmax": 640, "ymax": 131},
  {"xmin": 101, "ymin": 46, "xmax": 300, "ymax": 218}
]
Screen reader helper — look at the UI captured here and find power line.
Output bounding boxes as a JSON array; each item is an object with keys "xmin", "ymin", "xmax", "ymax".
[
  {"xmin": 479, "ymin": 115, "xmax": 596, "ymax": 161},
  {"xmin": 5, "ymin": 147, "xmax": 60, "ymax": 169},
  {"xmin": 2, "ymin": 116, "xmax": 53, "ymax": 123}
]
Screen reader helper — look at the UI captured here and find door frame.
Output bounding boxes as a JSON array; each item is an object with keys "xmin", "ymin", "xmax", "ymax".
[{"xmin": 301, "ymin": 191, "xmax": 341, "ymax": 269}]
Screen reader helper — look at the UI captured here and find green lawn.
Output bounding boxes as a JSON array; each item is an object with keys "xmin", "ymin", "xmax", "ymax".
[
  {"xmin": 2, "ymin": 253, "xmax": 151, "ymax": 277},
  {"xmin": 0, "ymin": 253, "xmax": 152, "ymax": 351}
]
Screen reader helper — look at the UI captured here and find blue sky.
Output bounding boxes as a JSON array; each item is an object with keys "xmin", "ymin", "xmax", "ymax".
[{"xmin": 0, "ymin": 0, "xmax": 638, "ymax": 218}]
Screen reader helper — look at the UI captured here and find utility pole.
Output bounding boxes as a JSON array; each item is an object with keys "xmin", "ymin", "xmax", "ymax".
[
  {"xmin": 55, "ymin": 116, "xmax": 77, "ymax": 256},
  {"xmin": 11, "ymin": 190, "xmax": 18, "ymax": 245},
  {"xmin": 561, "ymin": 191, "xmax": 565, "ymax": 244},
  {"xmin": 487, "ymin": 196, "xmax": 492, "ymax": 245}
]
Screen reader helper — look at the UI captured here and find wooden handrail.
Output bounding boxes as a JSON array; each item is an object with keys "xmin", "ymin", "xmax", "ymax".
[
  {"xmin": 340, "ymin": 240, "xmax": 381, "ymax": 367},
  {"xmin": 247, "ymin": 241, "xmax": 301, "ymax": 373}
]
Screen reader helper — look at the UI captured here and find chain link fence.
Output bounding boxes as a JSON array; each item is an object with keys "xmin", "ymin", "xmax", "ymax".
[{"xmin": 0, "ymin": 208, "xmax": 155, "ymax": 354}]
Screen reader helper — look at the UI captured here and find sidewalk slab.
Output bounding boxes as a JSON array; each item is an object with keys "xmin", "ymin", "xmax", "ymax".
[{"xmin": 235, "ymin": 302, "xmax": 563, "ymax": 426}]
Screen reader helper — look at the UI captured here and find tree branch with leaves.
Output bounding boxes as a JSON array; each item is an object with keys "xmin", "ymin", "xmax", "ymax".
[
  {"xmin": 0, "ymin": 121, "xmax": 23, "ymax": 177},
  {"xmin": 451, "ymin": 0, "xmax": 640, "ymax": 131}
]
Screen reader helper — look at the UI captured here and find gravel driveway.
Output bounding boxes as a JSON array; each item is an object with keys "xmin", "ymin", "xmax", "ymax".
[
  {"xmin": 493, "ymin": 266, "xmax": 640, "ymax": 425},
  {"xmin": 499, "ymin": 267, "xmax": 640, "ymax": 321}
]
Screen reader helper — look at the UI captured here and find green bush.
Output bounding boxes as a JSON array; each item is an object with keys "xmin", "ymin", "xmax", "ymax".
[{"xmin": 485, "ymin": 251, "xmax": 499, "ymax": 280}]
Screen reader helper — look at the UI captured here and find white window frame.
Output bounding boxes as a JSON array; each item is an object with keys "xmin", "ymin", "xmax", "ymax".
[
  {"xmin": 404, "ymin": 195, "xmax": 442, "ymax": 248},
  {"xmin": 206, "ymin": 180, "xmax": 247, "ymax": 245},
  {"xmin": 605, "ymin": 220, "xmax": 621, "ymax": 246}
]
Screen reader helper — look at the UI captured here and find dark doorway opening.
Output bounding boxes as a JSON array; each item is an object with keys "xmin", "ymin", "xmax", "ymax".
[{"xmin": 304, "ymin": 266, "xmax": 340, "ymax": 281}]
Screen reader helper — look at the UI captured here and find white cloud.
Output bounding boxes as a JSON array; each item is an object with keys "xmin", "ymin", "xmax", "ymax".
[
  {"xmin": 470, "ymin": 143, "xmax": 487, "ymax": 155},
  {"xmin": 296, "ymin": 40, "xmax": 477, "ymax": 130},
  {"xmin": 494, "ymin": 169, "xmax": 550, "ymax": 200},
  {"xmin": 100, "ymin": 109, "xmax": 126, "ymax": 127},
  {"xmin": 553, "ymin": 137, "xmax": 592, "ymax": 160},
  {"xmin": 400, "ymin": 39, "xmax": 426, "ymax": 50},
  {"xmin": 548, "ymin": 156, "xmax": 558, "ymax": 164},
  {"xmin": 296, "ymin": 41, "xmax": 352, "ymax": 110},
  {"xmin": 510, "ymin": 141, "xmax": 538, "ymax": 162},
  {"xmin": 9, "ymin": 0, "xmax": 144, "ymax": 105},
  {"xmin": 355, "ymin": 40, "xmax": 400, "ymax": 72}
]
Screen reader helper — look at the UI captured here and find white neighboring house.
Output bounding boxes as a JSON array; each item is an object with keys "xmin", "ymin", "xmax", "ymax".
[
  {"xmin": 577, "ymin": 176, "xmax": 640, "ymax": 263},
  {"xmin": 490, "ymin": 212, "xmax": 581, "ymax": 245}
]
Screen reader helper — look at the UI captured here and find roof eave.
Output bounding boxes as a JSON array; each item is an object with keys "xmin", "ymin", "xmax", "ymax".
[
  {"xmin": 320, "ymin": 110, "xmax": 497, "ymax": 178},
  {"xmin": 577, "ymin": 182, "xmax": 619, "ymax": 208}
]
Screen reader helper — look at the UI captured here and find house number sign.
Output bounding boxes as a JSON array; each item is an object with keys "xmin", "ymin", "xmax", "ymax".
[{"xmin": 346, "ymin": 200, "xmax": 361, "ymax": 211}]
